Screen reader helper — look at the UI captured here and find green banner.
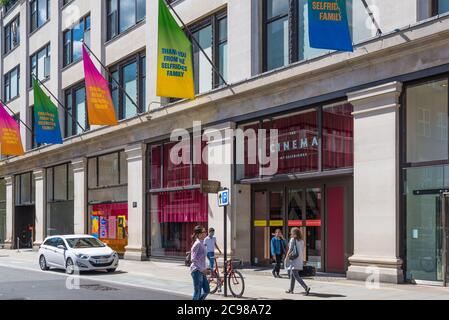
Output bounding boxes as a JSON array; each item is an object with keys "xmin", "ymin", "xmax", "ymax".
[{"xmin": 156, "ymin": 0, "xmax": 195, "ymax": 99}]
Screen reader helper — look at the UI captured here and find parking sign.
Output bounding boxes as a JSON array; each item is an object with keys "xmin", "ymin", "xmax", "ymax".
[{"xmin": 218, "ymin": 189, "xmax": 230, "ymax": 207}]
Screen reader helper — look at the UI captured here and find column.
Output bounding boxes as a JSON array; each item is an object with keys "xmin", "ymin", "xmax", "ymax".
[
  {"xmin": 72, "ymin": 158, "xmax": 87, "ymax": 235},
  {"xmin": 4, "ymin": 176, "xmax": 14, "ymax": 249},
  {"xmin": 205, "ymin": 122, "xmax": 235, "ymax": 256},
  {"xmin": 347, "ymin": 81, "xmax": 403, "ymax": 283},
  {"xmin": 124, "ymin": 143, "xmax": 147, "ymax": 261},
  {"xmin": 33, "ymin": 169, "xmax": 45, "ymax": 250}
]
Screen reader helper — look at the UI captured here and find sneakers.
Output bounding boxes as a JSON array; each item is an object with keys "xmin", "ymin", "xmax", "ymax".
[
  {"xmin": 285, "ymin": 289, "xmax": 294, "ymax": 294},
  {"xmin": 305, "ymin": 287, "xmax": 311, "ymax": 296},
  {"xmin": 272, "ymin": 270, "xmax": 277, "ymax": 278}
]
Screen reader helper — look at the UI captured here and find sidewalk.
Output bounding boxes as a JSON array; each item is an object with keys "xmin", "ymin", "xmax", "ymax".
[{"xmin": 0, "ymin": 249, "xmax": 448, "ymax": 300}]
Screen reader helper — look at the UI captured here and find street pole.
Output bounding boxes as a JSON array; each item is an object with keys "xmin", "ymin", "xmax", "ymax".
[{"xmin": 223, "ymin": 204, "xmax": 228, "ymax": 297}]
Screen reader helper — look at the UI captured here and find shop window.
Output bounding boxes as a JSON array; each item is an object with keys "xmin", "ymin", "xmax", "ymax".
[
  {"xmin": 88, "ymin": 151, "xmax": 128, "ymax": 254},
  {"xmin": 150, "ymin": 190, "xmax": 208, "ymax": 257},
  {"xmin": 406, "ymin": 79, "xmax": 448, "ymax": 163},
  {"xmin": 46, "ymin": 164, "xmax": 74, "ymax": 236},
  {"xmin": 322, "ymin": 102, "xmax": 354, "ymax": 170},
  {"xmin": 148, "ymin": 137, "xmax": 209, "ymax": 258}
]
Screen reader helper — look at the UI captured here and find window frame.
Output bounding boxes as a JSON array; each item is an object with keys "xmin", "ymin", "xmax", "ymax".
[
  {"xmin": 106, "ymin": 0, "xmax": 146, "ymax": 41},
  {"xmin": 30, "ymin": 0, "xmax": 49, "ymax": 33},
  {"xmin": 64, "ymin": 81, "xmax": 89, "ymax": 138},
  {"xmin": 4, "ymin": 65, "xmax": 20, "ymax": 102},
  {"xmin": 62, "ymin": 14, "xmax": 91, "ymax": 68},
  {"xmin": 29, "ymin": 43, "xmax": 51, "ymax": 86},
  {"xmin": 4, "ymin": 15, "xmax": 20, "ymax": 55}
]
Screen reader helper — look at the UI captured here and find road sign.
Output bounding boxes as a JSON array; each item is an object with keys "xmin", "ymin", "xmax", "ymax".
[
  {"xmin": 218, "ymin": 189, "xmax": 230, "ymax": 207},
  {"xmin": 200, "ymin": 180, "xmax": 221, "ymax": 194}
]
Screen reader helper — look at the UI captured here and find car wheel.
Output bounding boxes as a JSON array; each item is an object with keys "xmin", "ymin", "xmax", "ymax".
[
  {"xmin": 39, "ymin": 255, "xmax": 49, "ymax": 271},
  {"xmin": 66, "ymin": 258, "xmax": 75, "ymax": 275},
  {"xmin": 106, "ymin": 268, "xmax": 117, "ymax": 273}
]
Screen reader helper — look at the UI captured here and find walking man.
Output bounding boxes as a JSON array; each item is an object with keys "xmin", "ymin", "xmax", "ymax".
[{"xmin": 271, "ymin": 228, "xmax": 287, "ymax": 278}]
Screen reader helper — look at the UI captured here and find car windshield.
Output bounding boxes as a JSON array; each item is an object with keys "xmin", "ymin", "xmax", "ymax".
[{"xmin": 66, "ymin": 237, "xmax": 105, "ymax": 249}]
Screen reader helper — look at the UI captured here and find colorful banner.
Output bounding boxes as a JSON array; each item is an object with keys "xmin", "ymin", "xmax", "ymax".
[
  {"xmin": 82, "ymin": 46, "xmax": 118, "ymax": 126},
  {"xmin": 100, "ymin": 216, "xmax": 108, "ymax": 239},
  {"xmin": 156, "ymin": 0, "xmax": 195, "ymax": 99},
  {"xmin": 33, "ymin": 79, "xmax": 63, "ymax": 145},
  {"xmin": 308, "ymin": 0, "xmax": 353, "ymax": 52},
  {"xmin": 91, "ymin": 215, "xmax": 99, "ymax": 238},
  {"xmin": 0, "ymin": 104, "xmax": 24, "ymax": 156}
]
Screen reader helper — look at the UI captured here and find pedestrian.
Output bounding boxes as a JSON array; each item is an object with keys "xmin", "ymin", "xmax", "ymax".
[
  {"xmin": 270, "ymin": 228, "xmax": 287, "ymax": 278},
  {"xmin": 190, "ymin": 225, "xmax": 211, "ymax": 300},
  {"xmin": 204, "ymin": 227, "xmax": 222, "ymax": 273},
  {"xmin": 285, "ymin": 227, "xmax": 311, "ymax": 295}
]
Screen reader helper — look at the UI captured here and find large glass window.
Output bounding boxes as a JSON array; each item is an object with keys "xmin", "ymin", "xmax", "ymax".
[
  {"xmin": 109, "ymin": 52, "xmax": 146, "ymax": 119},
  {"xmin": 46, "ymin": 164, "xmax": 74, "ymax": 236},
  {"xmin": 148, "ymin": 137, "xmax": 208, "ymax": 257},
  {"xmin": 191, "ymin": 11, "xmax": 228, "ymax": 94},
  {"xmin": 107, "ymin": 0, "xmax": 146, "ymax": 40},
  {"xmin": 404, "ymin": 166, "xmax": 449, "ymax": 282},
  {"xmin": 88, "ymin": 151, "xmax": 128, "ymax": 254},
  {"xmin": 63, "ymin": 15, "xmax": 91, "ymax": 67},
  {"xmin": 4, "ymin": 15, "xmax": 20, "ymax": 54},
  {"xmin": 406, "ymin": 79, "xmax": 448, "ymax": 163},
  {"xmin": 14, "ymin": 172, "xmax": 34, "ymax": 206},
  {"xmin": 65, "ymin": 83, "xmax": 88, "ymax": 137}
]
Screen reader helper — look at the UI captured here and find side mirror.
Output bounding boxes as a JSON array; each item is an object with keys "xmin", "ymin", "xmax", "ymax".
[{"xmin": 57, "ymin": 245, "xmax": 66, "ymax": 250}]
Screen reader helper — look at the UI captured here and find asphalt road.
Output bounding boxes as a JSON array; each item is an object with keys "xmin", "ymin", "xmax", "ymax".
[{"xmin": 0, "ymin": 265, "xmax": 188, "ymax": 300}]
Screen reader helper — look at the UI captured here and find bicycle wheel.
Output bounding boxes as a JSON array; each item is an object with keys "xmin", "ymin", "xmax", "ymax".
[
  {"xmin": 208, "ymin": 272, "xmax": 220, "ymax": 294},
  {"xmin": 228, "ymin": 270, "xmax": 245, "ymax": 298}
]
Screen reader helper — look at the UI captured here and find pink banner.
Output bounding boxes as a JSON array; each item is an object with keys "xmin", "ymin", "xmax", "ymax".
[
  {"xmin": 0, "ymin": 104, "xmax": 24, "ymax": 156},
  {"xmin": 83, "ymin": 45, "xmax": 118, "ymax": 126}
]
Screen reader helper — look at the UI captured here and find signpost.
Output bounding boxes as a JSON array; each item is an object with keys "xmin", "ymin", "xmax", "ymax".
[
  {"xmin": 218, "ymin": 188, "xmax": 230, "ymax": 297},
  {"xmin": 200, "ymin": 180, "xmax": 221, "ymax": 194}
]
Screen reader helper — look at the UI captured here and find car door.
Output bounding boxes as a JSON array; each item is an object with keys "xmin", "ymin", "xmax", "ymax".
[
  {"xmin": 41, "ymin": 238, "xmax": 56, "ymax": 266},
  {"xmin": 53, "ymin": 238, "xmax": 67, "ymax": 268}
]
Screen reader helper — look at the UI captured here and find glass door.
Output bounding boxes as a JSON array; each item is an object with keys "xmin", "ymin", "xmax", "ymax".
[{"xmin": 443, "ymin": 193, "xmax": 449, "ymax": 286}]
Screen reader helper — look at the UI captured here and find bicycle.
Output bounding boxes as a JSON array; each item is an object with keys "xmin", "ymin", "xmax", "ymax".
[{"xmin": 207, "ymin": 257, "xmax": 245, "ymax": 298}]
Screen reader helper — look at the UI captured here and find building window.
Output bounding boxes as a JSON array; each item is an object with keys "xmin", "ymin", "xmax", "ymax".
[
  {"xmin": 190, "ymin": 11, "xmax": 228, "ymax": 94},
  {"xmin": 14, "ymin": 172, "xmax": 34, "ymax": 205},
  {"xmin": 30, "ymin": 43, "xmax": 50, "ymax": 84},
  {"xmin": 64, "ymin": 83, "xmax": 88, "ymax": 137},
  {"xmin": 63, "ymin": 14, "xmax": 90, "ymax": 67},
  {"xmin": 4, "ymin": 0, "xmax": 19, "ymax": 12},
  {"xmin": 46, "ymin": 163, "xmax": 74, "ymax": 236},
  {"xmin": 107, "ymin": 0, "xmax": 146, "ymax": 40},
  {"xmin": 30, "ymin": 0, "xmax": 49, "ymax": 32},
  {"xmin": 263, "ymin": 0, "xmax": 372, "ymax": 72},
  {"xmin": 148, "ymin": 137, "xmax": 208, "ymax": 257},
  {"xmin": 4, "ymin": 15, "xmax": 20, "ymax": 54},
  {"xmin": 4, "ymin": 66, "xmax": 20, "ymax": 102},
  {"xmin": 432, "ymin": 0, "xmax": 449, "ymax": 15},
  {"xmin": 237, "ymin": 102, "xmax": 354, "ymax": 180},
  {"xmin": 406, "ymin": 78, "xmax": 448, "ymax": 163},
  {"xmin": 88, "ymin": 151, "xmax": 128, "ymax": 254},
  {"xmin": 109, "ymin": 52, "xmax": 146, "ymax": 119}
]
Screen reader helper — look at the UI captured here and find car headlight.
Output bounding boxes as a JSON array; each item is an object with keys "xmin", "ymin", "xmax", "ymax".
[
  {"xmin": 75, "ymin": 253, "xmax": 89, "ymax": 259},
  {"xmin": 112, "ymin": 251, "xmax": 118, "ymax": 258}
]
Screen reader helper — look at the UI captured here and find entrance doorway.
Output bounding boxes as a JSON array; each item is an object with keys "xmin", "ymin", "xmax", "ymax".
[
  {"xmin": 251, "ymin": 178, "xmax": 352, "ymax": 273},
  {"xmin": 14, "ymin": 206, "xmax": 35, "ymax": 249}
]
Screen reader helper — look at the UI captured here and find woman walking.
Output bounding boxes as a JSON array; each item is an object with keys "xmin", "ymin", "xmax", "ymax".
[
  {"xmin": 190, "ymin": 226, "xmax": 210, "ymax": 300},
  {"xmin": 285, "ymin": 227, "xmax": 311, "ymax": 295}
]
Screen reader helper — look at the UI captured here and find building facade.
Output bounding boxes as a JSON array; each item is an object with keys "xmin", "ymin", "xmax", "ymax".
[{"xmin": 0, "ymin": 0, "xmax": 449, "ymax": 285}]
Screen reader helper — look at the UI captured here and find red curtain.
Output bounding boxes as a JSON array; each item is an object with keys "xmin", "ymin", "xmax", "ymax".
[
  {"xmin": 151, "ymin": 145, "xmax": 162, "ymax": 189},
  {"xmin": 323, "ymin": 103, "xmax": 354, "ymax": 169},
  {"xmin": 157, "ymin": 189, "xmax": 208, "ymax": 223}
]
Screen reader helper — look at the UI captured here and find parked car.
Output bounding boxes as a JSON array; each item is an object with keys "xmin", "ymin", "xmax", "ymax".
[{"xmin": 38, "ymin": 235, "xmax": 119, "ymax": 274}]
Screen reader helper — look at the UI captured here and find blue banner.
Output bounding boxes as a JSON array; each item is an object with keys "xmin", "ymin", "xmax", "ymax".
[{"xmin": 308, "ymin": 0, "xmax": 353, "ymax": 52}]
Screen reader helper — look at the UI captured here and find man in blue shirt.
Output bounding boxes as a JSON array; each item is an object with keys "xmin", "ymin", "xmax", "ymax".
[{"xmin": 271, "ymin": 229, "xmax": 287, "ymax": 278}]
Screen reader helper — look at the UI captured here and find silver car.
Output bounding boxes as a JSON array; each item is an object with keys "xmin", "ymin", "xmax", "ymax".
[{"xmin": 38, "ymin": 235, "xmax": 119, "ymax": 274}]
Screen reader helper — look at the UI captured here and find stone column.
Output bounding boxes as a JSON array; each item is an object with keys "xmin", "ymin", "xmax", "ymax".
[
  {"xmin": 347, "ymin": 81, "xmax": 403, "ymax": 283},
  {"xmin": 4, "ymin": 176, "xmax": 14, "ymax": 249},
  {"xmin": 33, "ymin": 169, "xmax": 45, "ymax": 250},
  {"xmin": 205, "ymin": 122, "xmax": 235, "ymax": 256},
  {"xmin": 72, "ymin": 158, "xmax": 87, "ymax": 235},
  {"xmin": 124, "ymin": 143, "xmax": 147, "ymax": 261}
]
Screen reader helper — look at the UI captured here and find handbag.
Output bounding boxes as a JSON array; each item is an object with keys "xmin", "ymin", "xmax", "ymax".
[
  {"xmin": 185, "ymin": 251, "xmax": 192, "ymax": 267},
  {"xmin": 288, "ymin": 239, "xmax": 299, "ymax": 260}
]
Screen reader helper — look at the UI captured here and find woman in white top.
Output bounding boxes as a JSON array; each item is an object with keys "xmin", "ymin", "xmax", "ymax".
[{"xmin": 284, "ymin": 227, "xmax": 311, "ymax": 295}]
